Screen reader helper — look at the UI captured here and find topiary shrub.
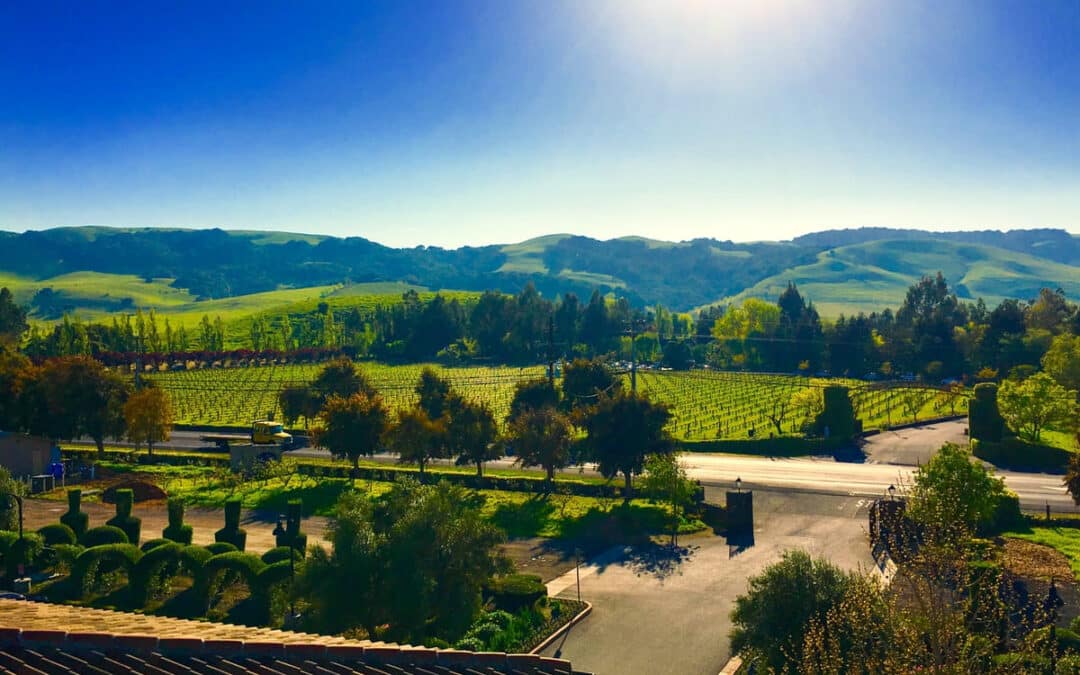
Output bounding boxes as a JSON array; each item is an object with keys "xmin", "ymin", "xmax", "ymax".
[
  {"xmin": 274, "ymin": 499, "xmax": 307, "ymax": 556},
  {"xmin": 814, "ymin": 386, "xmax": 856, "ymax": 441},
  {"xmin": 978, "ymin": 490, "xmax": 1025, "ymax": 536},
  {"xmin": 38, "ymin": 523, "xmax": 77, "ymax": 547},
  {"xmin": 969, "ymin": 383, "xmax": 1004, "ymax": 442},
  {"xmin": 214, "ymin": 499, "xmax": 247, "ymax": 551},
  {"xmin": 130, "ymin": 541, "xmax": 183, "ymax": 606},
  {"xmin": 80, "ymin": 525, "xmax": 129, "ymax": 547},
  {"xmin": 51, "ymin": 543, "xmax": 84, "ymax": 574},
  {"xmin": 485, "ymin": 573, "xmax": 547, "ymax": 612},
  {"xmin": 60, "ymin": 489, "xmax": 89, "ymax": 539},
  {"xmin": 70, "ymin": 543, "xmax": 142, "ymax": 599},
  {"xmin": 140, "ymin": 538, "xmax": 173, "ymax": 553},
  {"xmin": 201, "ymin": 552, "xmax": 266, "ymax": 608},
  {"xmin": 162, "ymin": 498, "xmax": 193, "ymax": 545},
  {"xmin": 205, "ymin": 541, "xmax": 238, "ymax": 556},
  {"xmin": 261, "ymin": 546, "xmax": 302, "ymax": 566},
  {"xmin": 105, "ymin": 489, "xmax": 142, "ymax": 545}
]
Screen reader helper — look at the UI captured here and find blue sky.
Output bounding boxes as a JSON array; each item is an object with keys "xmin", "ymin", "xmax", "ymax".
[{"xmin": 2, "ymin": 1, "xmax": 1078, "ymax": 248}]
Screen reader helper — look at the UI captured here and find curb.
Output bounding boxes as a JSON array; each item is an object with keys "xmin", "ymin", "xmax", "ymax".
[{"xmin": 529, "ymin": 601, "xmax": 593, "ymax": 655}]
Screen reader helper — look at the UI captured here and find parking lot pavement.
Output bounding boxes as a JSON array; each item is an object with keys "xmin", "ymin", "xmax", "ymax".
[
  {"xmin": 860, "ymin": 418, "xmax": 968, "ymax": 466},
  {"xmin": 540, "ymin": 489, "xmax": 874, "ymax": 675}
]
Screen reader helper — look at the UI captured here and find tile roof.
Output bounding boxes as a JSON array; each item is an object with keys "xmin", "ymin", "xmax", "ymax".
[{"xmin": 0, "ymin": 600, "xmax": 581, "ymax": 675}]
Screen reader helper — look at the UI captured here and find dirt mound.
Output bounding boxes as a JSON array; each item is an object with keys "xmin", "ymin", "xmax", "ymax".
[{"xmin": 101, "ymin": 480, "xmax": 168, "ymax": 503}]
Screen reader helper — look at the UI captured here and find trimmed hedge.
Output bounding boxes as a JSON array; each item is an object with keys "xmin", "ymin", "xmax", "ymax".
[
  {"xmin": 486, "ymin": 574, "xmax": 547, "ymax": 612},
  {"xmin": 106, "ymin": 489, "xmax": 141, "ymax": 545},
  {"xmin": 972, "ymin": 438, "xmax": 1070, "ymax": 474},
  {"xmin": 261, "ymin": 546, "xmax": 302, "ymax": 565},
  {"xmin": 162, "ymin": 498, "xmax": 194, "ymax": 545},
  {"xmin": 969, "ymin": 382, "xmax": 1004, "ymax": 442},
  {"xmin": 70, "ymin": 543, "xmax": 142, "ymax": 598},
  {"xmin": 38, "ymin": 523, "xmax": 77, "ymax": 547},
  {"xmin": 980, "ymin": 491, "xmax": 1025, "ymax": 535},
  {"xmin": 80, "ymin": 525, "xmax": 129, "ymax": 548},
  {"xmin": 140, "ymin": 538, "xmax": 173, "ymax": 553},
  {"xmin": 214, "ymin": 499, "xmax": 247, "ymax": 551},
  {"xmin": 205, "ymin": 542, "xmax": 238, "ymax": 555},
  {"xmin": 1, "ymin": 532, "xmax": 44, "ymax": 579},
  {"xmin": 201, "ymin": 552, "xmax": 266, "ymax": 600},
  {"xmin": 130, "ymin": 542, "xmax": 184, "ymax": 606},
  {"xmin": 60, "ymin": 489, "xmax": 89, "ymax": 539}
]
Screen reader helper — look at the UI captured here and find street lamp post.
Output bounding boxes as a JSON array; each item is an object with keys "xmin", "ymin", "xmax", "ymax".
[
  {"xmin": 574, "ymin": 548, "xmax": 583, "ymax": 602},
  {"xmin": 734, "ymin": 477, "xmax": 742, "ymax": 493},
  {"xmin": 887, "ymin": 484, "xmax": 896, "ymax": 501}
]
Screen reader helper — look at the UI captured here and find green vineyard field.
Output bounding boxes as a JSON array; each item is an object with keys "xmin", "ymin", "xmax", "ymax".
[{"xmin": 146, "ymin": 363, "xmax": 965, "ymax": 440}]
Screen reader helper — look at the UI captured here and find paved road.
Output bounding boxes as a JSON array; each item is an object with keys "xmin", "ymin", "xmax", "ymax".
[
  {"xmin": 540, "ymin": 489, "xmax": 875, "ymax": 675},
  {"xmin": 74, "ymin": 421, "xmax": 1077, "ymax": 513}
]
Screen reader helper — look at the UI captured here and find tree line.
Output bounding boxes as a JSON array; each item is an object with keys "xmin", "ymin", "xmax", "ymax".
[{"xmin": 6, "ymin": 273, "xmax": 1080, "ymax": 382}]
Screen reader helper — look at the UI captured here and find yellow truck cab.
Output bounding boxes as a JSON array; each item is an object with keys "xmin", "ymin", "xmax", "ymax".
[{"xmin": 251, "ymin": 421, "xmax": 292, "ymax": 446}]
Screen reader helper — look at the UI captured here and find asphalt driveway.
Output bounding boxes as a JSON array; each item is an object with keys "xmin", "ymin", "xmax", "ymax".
[{"xmin": 540, "ymin": 488, "xmax": 875, "ymax": 675}]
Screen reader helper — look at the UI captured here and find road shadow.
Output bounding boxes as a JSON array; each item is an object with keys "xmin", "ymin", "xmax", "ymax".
[
  {"xmin": 834, "ymin": 441, "xmax": 867, "ymax": 463},
  {"xmin": 622, "ymin": 541, "xmax": 697, "ymax": 581}
]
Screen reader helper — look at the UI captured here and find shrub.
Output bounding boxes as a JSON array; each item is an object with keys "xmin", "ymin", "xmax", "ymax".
[
  {"xmin": 105, "ymin": 489, "xmax": 142, "ymax": 545},
  {"xmin": 162, "ymin": 498, "xmax": 193, "ymax": 545},
  {"xmin": 979, "ymin": 491, "xmax": 1024, "ymax": 535},
  {"xmin": 130, "ymin": 541, "xmax": 183, "ymax": 606},
  {"xmin": 205, "ymin": 542, "xmax": 238, "ymax": 555},
  {"xmin": 202, "ymin": 552, "xmax": 266, "ymax": 602},
  {"xmin": 214, "ymin": 498, "xmax": 247, "ymax": 551},
  {"xmin": 485, "ymin": 574, "xmax": 547, "ymax": 612},
  {"xmin": 140, "ymin": 538, "xmax": 173, "ymax": 553},
  {"xmin": 0, "ymin": 531, "xmax": 17, "ymax": 556},
  {"xmin": 3, "ymin": 532, "xmax": 44, "ymax": 579},
  {"xmin": 261, "ymin": 546, "xmax": 302, "ymax": 566},
  {"xmin": 454, "ymin": 636, "xmax": 485, "ymax": 652},
  {"xmin": 70, "ymin": 543, "xmax": 142, "ymax": 599},
  {"xmin": 969, "ymin": 383, "xmax": 1004, "ymax": 442},
  {"xmin": 972, "ymin": 437, "xmax": 1070, "ymax": 474},
  {"xmin": 80, "ymin": 525, "xmax": 129, "ymax": 548},
  {"xmin": 51, "ymin": 543, "xmax": 84, "ymax": 574},
  {"xmin": 60, "ymin": 489, "xmax": 89, "ymax": 539},
  {"xmin": 38, "ymin": 523, "xmax": 77, "ymax": 546}
]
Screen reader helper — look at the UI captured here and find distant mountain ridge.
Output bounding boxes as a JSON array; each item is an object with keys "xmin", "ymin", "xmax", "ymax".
[{"xmin": 1, "ymin": 226, "xmax": 1077, "ymax": 315}]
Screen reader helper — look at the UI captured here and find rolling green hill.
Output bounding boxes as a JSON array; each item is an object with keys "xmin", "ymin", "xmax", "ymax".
[
  {"xmin": 717, "ymin": 239, "xmax": 1080, "ymax": 316},
  {"xmin": 0, "ymin": 226, "xmax": 1076, "ymax": 323}
]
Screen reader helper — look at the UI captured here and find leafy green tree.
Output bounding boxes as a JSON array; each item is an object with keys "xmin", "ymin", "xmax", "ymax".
[
  {"xmin": 560, "ymin": 358, "xmax": 620, "ymax": 416},
  {"xmin": 124, "ymin": 386, "xmax": 173, "ymax": 457},
  {"xmin": 313, "ymin": 392, "xmax": 389, "ymax": 468},
  {"xmin": 415, "ymin": 367, "xmax": 452, "ymax": 420},
  {"xmin": 998, "ymin": 372, "xmax": 1076, "ymax": 442},
  {"xmin": 730, "ymin": 550, "xmax": 854, "ymax": 674},
  {"xmin": 1042, "ymin": 333, "xmax": 1080, "ymax": 394},
  {"xmin": 790, "ymin": 387, "xmax": 824, "ymax": 431},
  {"xmin": 446, "ymin": 395, "xmax": 501, "ymax": 477},
  {"xmin": 507, "ymin": 378, "xmax": 559, "ymax": 424},
  {"xmin": 508, "ymin": 407, "xmax": 573, "ymax": 482},
  {"xmin": 311, "ymin": 358, "xmax": 376, "ymax": 401},
  {"xmin": 0, "ymin": 349, "xmax": 29, "ymax": 431},
  {"xmin": 641, "ymin": 452, "xmax": 696, "ymax": 546},
  {"xmin": 20, "ymin": 356, "xmax": 130, "ymax": 455},
  {"xmin": 386, "ymin": 406, "xmax": 445, "ymax": 475},
  {"xmin": 0, "ymin": 287, "xmax": 28, "ymax": 347},
  {"xmin": 584, "ymin": 391, "xmax": 674, "ymax": 498},
  {"xmin": 299, "ymin": 481, "xmax": 507, "ymax": 643},
  {"xmin": 907, "ymin": 443, "xmax": 1007, "ymax": 544},
  {"xmin": 278, "ymin": 385, "xmax": 320, "ymax": 429}
]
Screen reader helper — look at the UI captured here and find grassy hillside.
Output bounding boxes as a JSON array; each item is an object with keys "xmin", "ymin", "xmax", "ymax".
[{"xmin": 717, "ymin": 239, "xmax": 1080, "ymax": 316}]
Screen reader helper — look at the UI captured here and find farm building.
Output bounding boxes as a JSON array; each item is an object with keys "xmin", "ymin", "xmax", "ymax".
[{"xmin": 0, "ymin": 431, "xmax": 53, "ymax": 477}]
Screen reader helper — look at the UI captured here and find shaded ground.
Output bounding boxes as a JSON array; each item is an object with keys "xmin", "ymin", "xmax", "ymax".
[
  {"xmin": 860, "ymin": 418, "xmax": 968, "ymax": 466},
  {"xmin": 540, "ymin": 488, "xmax": 875, "ymax": 675}
]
